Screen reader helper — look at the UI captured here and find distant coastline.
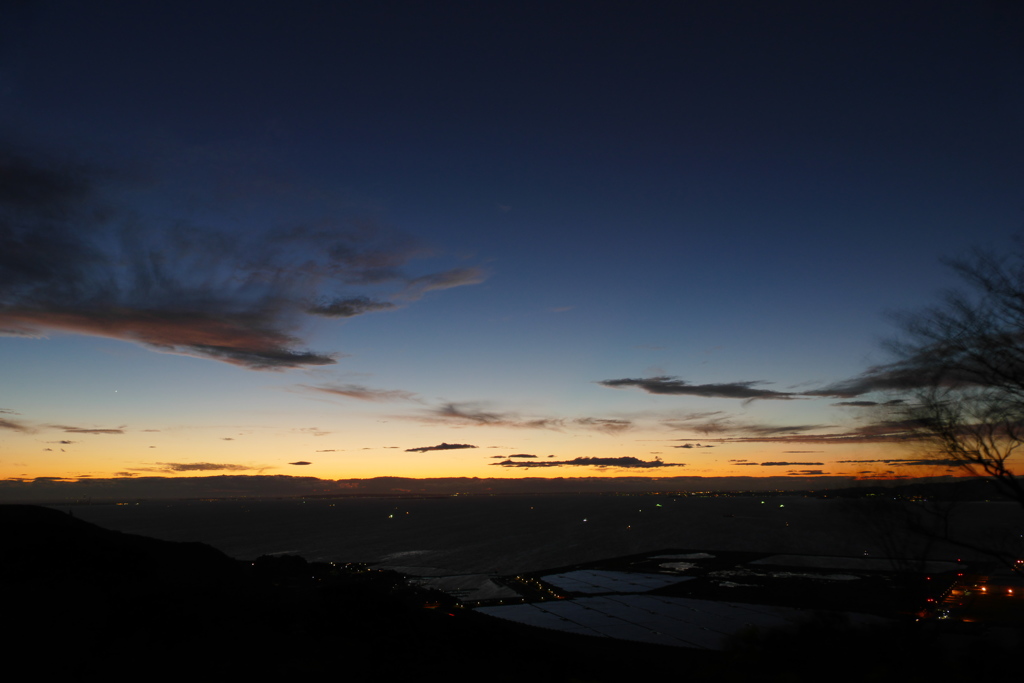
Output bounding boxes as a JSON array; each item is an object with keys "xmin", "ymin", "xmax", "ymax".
[{"xmin": 0, "ymin": 472, "xmax": 997, "ymax": 505}]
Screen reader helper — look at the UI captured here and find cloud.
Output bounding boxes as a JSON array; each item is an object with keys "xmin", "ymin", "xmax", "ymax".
[
  {"xmin": 759, "ymin": 462, "xmax": 824, "ymax": 467},
  {"xmin": 732, "ymin": 424, "xmax": 831, "ymax": 436},
  {"xmin": 49, "ymin": 425, "xmax": 124, "ymax": 434},
  {"xmin": 414, "ymin": 402, "xmax": 629, "ymax": 433},
  {"xmin": 5, "ymin": 308, "xmax": 339, "ymax": 370},
  {"xmin": 572, "ymin": 417, "xmax": 632, "ymax": 433},
  {"xmin": 306, "ymin": 295, "xmax": 396, "ymax": 318},
  {"xmin": 695, "ymin": 419, "xmax": 923, "ymax": 445},
  {"xmin": 0, "ymin": 147, "xmax": 485, "ymax": 370},
  {"xmin": 836, "ymin": 457, "xmax": 967, "ymax": 467},
  {"xmin": 675, "ymin": 417, "xmax": 735, "ymax": 434},
  {"xmin": 805, "ymin": 363, "xmax": 946, "ymax": 398},
  {"xmin": 0, "ymin": 417, "xmax": 31, "ymax": 432},
  {"xmin": 401, "ymin": 267, "xmax": 487, "ymax": 300},
  {"xmin": 289, "ymin": 461, "xmax": 312, "ymax": 466},
  {"xmin": 602, "ymin": 362, "xmax": 960, "ymax": 405},
  {"xmin": 295, "ymin": 427, "xmax": 330, "ymax": 436},
  {"xmin": 421, "ymin": 403, "xmax": 564, "ymax": 430},
  {"xmin": 491, "ymin": 456, "xmax": 683, "ymax": 469},
  {"xmin": 676, "ymin": 411, "xmax": 728, "ymax": 421},
  {"xmin": 489, "ymin": 453, "xmax": 539, "ymax": 459},
  {"xmin": 150, "ymin": 462, "xmax": 256, "ymax": 472},
  {"xmin": 405, "ymin": 442, "xmax": 477, "ymax": 453},
  {"xmin": 668, "ymin": 417, "xmax": 829, "ymax": 438},
  {"xmin": 599, "ymin": 376, "xmax": 799, "ymax": 400},
  {"xmin": 301, "ymin": 383, "xmax": 419, "ymax": 403}
]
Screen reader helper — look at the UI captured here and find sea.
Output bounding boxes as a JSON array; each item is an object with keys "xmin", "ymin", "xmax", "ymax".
[{"xmin": 56, "ymin": 493, "xmax": 1019, "ymax": 579}]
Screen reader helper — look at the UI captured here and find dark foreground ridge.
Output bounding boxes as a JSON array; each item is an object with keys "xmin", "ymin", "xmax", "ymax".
[{"xmin": 4, "ymin": 505, "xmax": 1020, "ymax": 681}]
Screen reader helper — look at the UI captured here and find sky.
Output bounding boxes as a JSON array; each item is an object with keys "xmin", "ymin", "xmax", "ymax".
[{"xmin": 2, "ymin": 0, "xmax": 1023, "ymax": 497}]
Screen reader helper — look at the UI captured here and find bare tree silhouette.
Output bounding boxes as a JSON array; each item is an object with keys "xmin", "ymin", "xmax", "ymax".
[
  {"xmin": 881, "ymin": 245, "xmax": 1024, "ymax": 571},
  {"xmin": 889, "ymin": 247, "xmax": 1024, "ymax": 508}
]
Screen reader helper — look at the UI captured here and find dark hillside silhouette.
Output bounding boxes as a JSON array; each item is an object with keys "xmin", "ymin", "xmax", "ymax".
[
  {"xmin": 4, "ymin": 504, "xmax": 1017, "ymax": 681},
  {"xmin": 2, "ymin": 505, "xmax": 702, "ymax": 679},
  {"xmin": 2, "ymin": 504, "xmax": 239, "ymax": 583}
]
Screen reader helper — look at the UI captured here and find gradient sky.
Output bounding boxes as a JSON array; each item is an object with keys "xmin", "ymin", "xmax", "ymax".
[{"xmin": 2, "ymin": 1, "xmax": 1022, "ymax": 492}]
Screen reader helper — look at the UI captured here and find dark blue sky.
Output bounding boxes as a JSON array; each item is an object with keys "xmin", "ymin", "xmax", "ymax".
[{"xmin": 1, "ymin": 1, "xmax": 1022, "ymax": 486}]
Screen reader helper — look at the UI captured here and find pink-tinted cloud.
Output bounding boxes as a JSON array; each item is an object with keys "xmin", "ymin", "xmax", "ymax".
[
  {"xmin": 402, "ymin": 267, "xmax": 487, "ymax": 299},
  {"xmin": 0, "ymin": 148, "xmax": 486, "ymax": 370}
]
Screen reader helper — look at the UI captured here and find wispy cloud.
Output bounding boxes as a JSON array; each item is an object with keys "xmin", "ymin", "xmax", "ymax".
[
  {"xmin": 144, "ymin": 462, "xmax": 257, "ymax": 472},
  {"xmin": 412, "ymin": 402, "xmax": 630, "ymax": 432},
  {"xmin": 836, "ymin": 457, "xmax": 967, "ymax": 467},
  {"xmin": 804, "ymin": 363, "xmax": 946, "ymax": 398},
  {"xmin": 693, "ymin": 419, "xmax": 922, "ymax": 445},
  {"xmin": 0, "ymin": 417, "xmax": 31, "ymax": 432},
  {"xmin": 401, "ymin": 267, "xmax": 487, "ymax": 300},
  {"xmin": 667, "ymin": 416, "xmax": 829, "ymax": 438},
  {"xmin": 599, "ymin": 376, "xmax": 799, "ymax": 400},
  {"xmin": 572, "ymin": 417, "xmax": 632, "ymax": 433},
  {"xmin": 601, "ymin": 363, "xmax": 957, "ymax": 403},
  {"xmin": 49, "ymin": 425, "xmax": 125, "ymax": 434},
  {"xmin": 420, "ymin": 403, "xmax": 564, "ymax": 430},
  {"xmin": 300, "ymin": 383, "xmax": 420, "ymax": 403},
  {"xmin": 490, "ymin": 456, "xmax": 682, "ymax": 469},
  {"xmin": 405, "ymin": 442, "xmax": 477, "ymax": 453},
  {"xmin": 0, "ymin": 147, "xmax": 485, "ymax": 370},
  {"xmin": 305, "ymin": 296, "xmax": 396, "ymax": 318},
  {"xmin": 295, "ymin": 427, "xmax": 330, "ymax": 436},
  {"xmin": 731, "ymin": 423, "xmax": 831, "ymax": 436}
]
